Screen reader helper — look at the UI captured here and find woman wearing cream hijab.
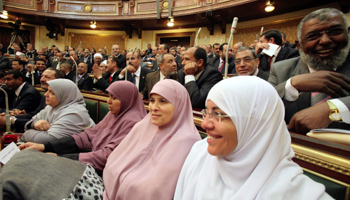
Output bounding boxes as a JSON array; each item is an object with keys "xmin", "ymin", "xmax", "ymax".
[{"xmin": 174, "ymin": 76, "xmax": 332, "ymax": 200}]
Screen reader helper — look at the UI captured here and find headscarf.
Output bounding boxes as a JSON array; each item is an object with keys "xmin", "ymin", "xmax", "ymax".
[
  {"xmin": 23, "ymin": 79, "xmax": 95, "ymax": 142},
  {"xmin": 174, "ymin": 76, "xmax": 330, "ymax": 200},
  {"xmin": 72, "ymin": 81, "xmax": 147, "ymax": 171},
  {"xmin": 103, "ymin": 79, "xmax": 201, "ymax": 200}
]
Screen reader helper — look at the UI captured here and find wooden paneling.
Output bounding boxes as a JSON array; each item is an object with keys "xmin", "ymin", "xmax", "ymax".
[
  {"xmin": 56, "ymin": 0, "xmax": 118, "ymax": 15},
  {"xmin": 4, "ymin": 0, "xmax": 36, "ymax": 10}
]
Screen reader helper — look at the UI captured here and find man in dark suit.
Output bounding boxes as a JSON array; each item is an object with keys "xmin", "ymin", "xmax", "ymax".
[
  {"xmin": 60, "ymin": 60, "xmax": 76, "ymax": 82},
  {"xmin": 212, "ymin": 43, "xmax": 220, "ymax": 58},
  {"xmin": 11, "ymin": 59, "xmax": 27, "ymax": 76},
  {"xmin": 0, "ymin": 68, "xmax": 65, "ymax": 132},
  {"xmin": 141, "ymin": 53, "xmax": 177, "ymax": 99},
  {"xmin": 177, "ymin": 47, "xmax": 223, "ymax": 109},
  {"xmin": 0, "ymin": 49, "xmax": 10, "ymax": 70},
  {"xmin": 93, "ymin": 56, "xmax": 121, "ymax": 93},
  {"xmin": 118, "ymin": 51, "xmax": 152, "ymax": 92},
  {"xmin": 151, "ymin": 43, "xmax": 170, "ymax": 71},
  {"xmin": 77, "ymin": 63, "xmax": 93, "ymax": 91},
  {"xmin": 234, "ymin": 47, "xmax": 269, "ymax": 80},
  {"xmin": 25, "ymin": 58, "xmax": 47, "ymax": 85},
  {"xmin": 1, "ymin": 70, "xmax": 41, "ymax": 113},
  {"xmin": 268, "ymin": 8, "xmax": 350, "ymax": 134},
  {"xmin": 256, "ymin": 29, "xmax": 299, "ymax": 71},
  {"xmin": 112, "ymin": 44, "xmax": 126, "ymax": 69},
  {"xmin": 208, "ymin": 43, "xmax": 236, "ymax": 74},
  {"xmin": 207, "ymin": 44, "xmax": 214, "ymax": 58},
  {"xmin": 80, "ymin": 48, "xmax": 92, "ymax": 65}
]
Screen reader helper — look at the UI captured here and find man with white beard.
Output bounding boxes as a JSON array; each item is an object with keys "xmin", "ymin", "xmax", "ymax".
[{"xmin": 268, "ymin": 8, "xmax": 350, "ymax": 134}]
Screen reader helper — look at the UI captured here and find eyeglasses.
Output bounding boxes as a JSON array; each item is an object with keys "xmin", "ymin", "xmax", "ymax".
[
  {"xmin": 201, "ymin": 109, "xmax": 230, "ymax": 122},
  {"xmin": 303, "ymin": 27, "xmax": 345, "ymax": 41},
  {"xmin": 234, "ymin": 57, "xmax": 254, "ymax": 65}
]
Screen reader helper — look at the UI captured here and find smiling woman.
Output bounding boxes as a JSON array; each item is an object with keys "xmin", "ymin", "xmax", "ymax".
[{"xmin": 174, "ymin": 76, "xmax": 332, "ymax": 200}]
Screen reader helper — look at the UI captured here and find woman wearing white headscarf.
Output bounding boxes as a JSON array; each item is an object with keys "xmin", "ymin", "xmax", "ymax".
[
  {"xmin": 21, "ymin": 79, "xmax": 95, "ymax": 144},
  {"xmin": 174, "ymin": 76, "xmax": 332, "ymax": 200}
]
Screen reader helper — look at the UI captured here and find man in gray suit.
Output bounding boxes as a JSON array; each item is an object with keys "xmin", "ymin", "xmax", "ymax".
[
  {"xmin": 141, "ymin": 53, "xmax": 177, "ymax": 99},
  {"xmin": 268, "ymin": 8, "xmax": 350, "ymax": 134}
]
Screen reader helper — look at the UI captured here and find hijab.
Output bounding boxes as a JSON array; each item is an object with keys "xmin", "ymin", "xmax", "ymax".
[
  {"xmin": 24, "ymin": 79, "xmax": 94, "ymax": 141},
  {"xmin": 174, "ymin": 76, "xmax": 330, "ymax": 200},
  {"xmin": 103, "ymin": 79, "xmax": 201, "ymax": 200},
  {"xmin": 72, "ymin": 81, "xmax": 147, "ymax": 171}
]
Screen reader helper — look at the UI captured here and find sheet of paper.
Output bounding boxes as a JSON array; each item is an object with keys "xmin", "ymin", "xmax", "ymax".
[
  {"xmin": 0, "ymin": 142, "xmax": 20, "ymax": 165},
  {"xmin": 262, "ymin": 43, "xmax": 279, "ymax": 57},
  {"xmin": 310, "ymin": 128, "xmax": 350, "ymax": 134}
]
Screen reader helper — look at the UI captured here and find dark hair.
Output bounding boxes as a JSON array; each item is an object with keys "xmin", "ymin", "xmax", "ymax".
[
  {"xmin": 213, "ymin": 43, "xmax": 220, "ymax": 48},
  {"xmin": 194, "ymin": 47, "xmax": 207, "ymax": 66},
  {"xmin": 219, "ymin": 43, "xmax": 228, "ymax": 51},
  {"xmin": 207, "ymin": 44, "xmax": 212, "ymax": 48},
  {"xmin": 61, "ymin": 60, "xmax": 73, "ymax": 71},
  {"xmin": 170, "ymin": 47, "xmax": 177, "ymax": 53},
  {"xmin": 162, "ymin": 44, "xmax": 170, "ymax": 53},
  {"xmin": 261, "ymin": 29, "xmax": 283, "ymax": 46},
  {"xmin": 235, "ymin": 47, "xmax": 257, "ymax": 59},
  {"xmin": 12, "ymin": 59, "xmax": 25, "ymax": 66},
  {"xmin": 281, "ymin": 32, "xmax": 286, "ymax": 39},
  {"xmin": 46, "ymin": 67, "xmax": 65, "ymax": 78},
  {"xmin": 35, "ymin": 58, "xmax": 46, "ymax": 64},
  {"xmin": 111, "ymin": 56, "xmax": 121, "ymax": 68},
  {"xmin": 5, "ymin": 70, "xmax": 25, "ymax": 81}
]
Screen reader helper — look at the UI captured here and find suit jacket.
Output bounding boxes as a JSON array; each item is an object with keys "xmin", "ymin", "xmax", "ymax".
[
  {"xmin": 208, "ymin": 56, "xmax": 236, "ymax": 74},
  {"xmin": 65, "ymin": 71, "xmax": 77, "ymax": 82},
  {"xmin": 14, "ymin": 96, "xmax": 47, "ymax": 133},
  {"xmin": 258, "ymin": 47, "xmax": 299, "ymax": 71},
  {"xmin": 208, "ymin": 51, "xmax": 214, "ymax": 59},
  {"xmin": 177, "ymin": 65, "xmax": 223, "ymax": 109},
  {"xmin": 257, "ymin": 69, "xmax": 269, "ymax": 81},
  {"xmin": 115, "ymin": 54, "xmax": 126, "ymax": 69},
  {"xmin": 122, "ymin": 67, "xmax": 152, "ymax": 92},
  {"xmin": 94, "ymin": 69, "xmax": 121, "ymax": 92},
  {"xmin": 0, "ymin": 83, "xmax": 41, "ymax": 113},
  {"xmin": 78, "ymin": 73, "xmax": 93, "ymax": 91},
  {"xmin": 25, "ymin": 70, "xmax": 42, "ymax": 85},
  {"xmin": 0, "ymin": 56, "xmax": 10, "ymax": 70},
  {"xmin": 268, "ymin": 55, "xmax": 350, "ymax": 130},
  {"xmin": 141, "ymin": 71, "xmax": 177, "ymax": 99}
]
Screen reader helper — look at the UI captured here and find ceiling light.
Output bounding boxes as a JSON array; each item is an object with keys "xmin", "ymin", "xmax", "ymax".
[
  {"xmin": 265, "ymin": 0, "xmax": 275, "ymax": 12},
  {"xmin": 0, "ymin": 10, "xmax": 8, "ymax": 19},
  {"xmin": 90, "ymin": 21, "xmax": 97, "ymax": 29},
  {"xmin": 167, "ymin": 17, "xmax": 174, "ymax": 27}
]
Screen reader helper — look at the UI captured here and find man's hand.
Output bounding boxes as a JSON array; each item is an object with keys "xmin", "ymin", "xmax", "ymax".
[
  {"xmin": 18, "ymin": 142, "xmax": 45, "ymax": 151},
  {"xmin": 10, "ymin": 109, "xmax": 26, "ymax": 116},
  {"xmin": 34, "ymin": 120, "xmax": 51, "ymax": 131},
  {"xmin": 288, "ymin": 102, "xmax": 332, "ymax": 134},
  {"xmin": 92, "ymin": 63, "xmax": 102, "ymax": 79},
  {"xmin": 255, "ymin": 42, "xmax": 270, "ymax": 54},
  {"xmin": 183, "ymin": 61, "xmax": 198, "ymax": 76},
  {"xmin": 27, "ymin": 64, "xmax": 36, "ymax": 74},
  {"xmin": 291, "ymin": 71, "xmax": 350, "ymax": 98}
]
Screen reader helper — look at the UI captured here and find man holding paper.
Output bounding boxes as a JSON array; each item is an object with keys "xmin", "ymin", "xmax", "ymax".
[{"xmin": 255, "ymin": 29, "xmax": 299, "ymax": 71}]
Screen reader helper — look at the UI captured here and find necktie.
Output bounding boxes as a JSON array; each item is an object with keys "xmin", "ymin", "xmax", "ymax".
[
  {"xmin": 78, "ymin": 75, "xmax": 82, "ymax": 81},
  {"xmin": 131, "ymin": 74, "xmax": 136, "ymax": 84},
  {"xmin": 268, "ymin": 56, "xmax": 274, "ymax": 71},
  {"xmin": 311, "ymin": 92, "xmax": 331, "ymax": 106},
  {"xmin": 218, "ymin": 61, "xmax": 225, "ymax": 72},
  {"xmin": 109, "ymin": 75, "xmax": 112, "ymax": 84}
]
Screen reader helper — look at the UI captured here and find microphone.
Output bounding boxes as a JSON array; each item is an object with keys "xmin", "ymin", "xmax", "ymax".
[
  {"xmin": 70, "ymin": 56, "xmax": 79, "ymax": 86},
  {"xmin": 225, "ymin": 17, "xmax": 238, "ymax": 79},
  {"xmin": 195, "ymin": 28, "xmax": 201, "ymax": 47},
  {"xmin": 260, "ymin": 27, "xmax": 264, "ymax": 36},
  {"xmin": 0, "ymin": 86, "xmax": 12, "ymax": 135},
  {"xmin": 126, "ymin": 47, "xmax": 137, "ymax": 81}
]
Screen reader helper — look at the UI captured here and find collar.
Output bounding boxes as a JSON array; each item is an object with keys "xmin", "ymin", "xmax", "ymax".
[
  {"xmin": 195, "ymin": 69, "xmax": 204, "ymax": 80},
  {"xmin": 160, "ymin": 71, "xmax": 166, "ymax": 80},
  {"xmin": 273, "ymin": 46, "xmax": 281, "ymax": 57},
  {"xmin": 110, "ymin": 71, "xmax": 117, "ymax": 77},
  {"xmin": 253, "ymin": 68, "xmax": 259, "ymax": 76},
  {"xmin": 219, "ymin": 57, "xmax": 224, "ymax": 63},
  {"xmin": 15, "ymin": 82, "xmax": 26, "ymax": 96},
  {"xmin": 133, "ymin": 66, "xmax": 141, "ymax": 77}
]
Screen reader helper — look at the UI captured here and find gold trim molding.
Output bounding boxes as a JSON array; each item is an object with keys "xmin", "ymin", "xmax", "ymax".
[{"xmin": 292, "ymin": 143, "xmax": 350, "ymax": 176}]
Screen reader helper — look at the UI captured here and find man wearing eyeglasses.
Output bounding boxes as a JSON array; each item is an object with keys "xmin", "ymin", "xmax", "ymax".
[
  {"xmin": 234, "ymin": 47, "xmax": 269, "ymax": 81},
  {"xmin": 268, "ymin": 8, "xmax": 350, "ymax": 134}
]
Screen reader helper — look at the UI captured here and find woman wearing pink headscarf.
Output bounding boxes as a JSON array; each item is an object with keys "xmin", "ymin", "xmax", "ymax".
[
  {"xmin": 19, "ymin": 81, "xmax": 146, "ymax": 173},
  {"xmin": 103, "ymin": 79, "xmax": 201, "ymax": 199}
]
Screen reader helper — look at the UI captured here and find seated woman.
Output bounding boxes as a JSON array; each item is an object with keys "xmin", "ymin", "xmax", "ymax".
[
  {"xmin": 174, "ymin": 76, "xmax": 332, "ymax": 200},
  {"xmin": 21, "ymin": 79, "xmax": 95, "ymax": 143},
  {"xmin": 1, "ymin": 79, "xmax": 200, "ymax": 200},
  {"xmin": 19, "ymin": 81, "xmax": 146, "ymax": 172}
]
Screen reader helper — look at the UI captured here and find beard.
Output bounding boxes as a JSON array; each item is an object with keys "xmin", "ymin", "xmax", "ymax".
[{"xmin": 300, "ymin": 41, "xmax": 350, "ymax": 71}]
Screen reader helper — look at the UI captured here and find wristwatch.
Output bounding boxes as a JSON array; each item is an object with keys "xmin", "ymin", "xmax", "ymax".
[{"xmin": 326, "ymin": 100, "xmax": 342, "ymax": 121}]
